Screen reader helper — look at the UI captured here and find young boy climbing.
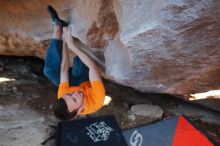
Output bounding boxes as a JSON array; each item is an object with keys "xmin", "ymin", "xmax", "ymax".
[{"xmin": 44, "ymin": 5, "xmax": 105, "ymax": 121}]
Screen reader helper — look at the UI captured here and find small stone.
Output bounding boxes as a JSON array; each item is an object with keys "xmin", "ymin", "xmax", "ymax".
[
  {"xmin": 0, "ymin": 105, "xmax": 4, "ymax": 110},
  {"xmin": 18, "ymin": 59, "xmax": 24, "ymax": 62},
  {"xmin": 128, "ymin": 113, "xmax": 136, "ymax": 121},
  {"xmin": 31, "ymin": 73, "xmax": 38, "ymax": 78},
  {"xmin": 49, "ymin": 104, "xmax": 53, "ymax": 110},
  {"xmin": 16, "ymin": 92, "xmax": 23, "ymax": 96},
  {"xmin": 19, "ymin": 65, "xmax": 30, "ymax": 74},
  {"xmin": 131, "ymin": 104, "xmax": 163, "ymax": 119},
  {"xmin": 12, "ymin": 86, "xmax": 17, "ymax": 91},
  {"xmin": 123, "ymin": 102, "xmax": 129, "ymax": 109},
  {"xmin": 32, "ymin": 95, "xmax": 40, "ymax": 99}
]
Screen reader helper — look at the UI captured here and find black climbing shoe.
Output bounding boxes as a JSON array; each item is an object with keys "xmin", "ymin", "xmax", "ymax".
[{"xmin": 47, "ymin": 5, "xmax": 68, "ymax": 27}]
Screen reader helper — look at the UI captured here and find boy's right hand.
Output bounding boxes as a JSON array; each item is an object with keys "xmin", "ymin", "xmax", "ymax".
[{"xmin": 63, "ymin": 26, "xmax": 74, "ymax": 49}]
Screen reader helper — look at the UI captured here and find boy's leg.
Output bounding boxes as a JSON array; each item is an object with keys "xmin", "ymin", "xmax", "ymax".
[
  {"xmin": 43, "ymin": 25, "xmax": 63, "ymax": 85},
  {"xmin": 69, "ymin": 56, "xmax": 89, "ymax": 86}
]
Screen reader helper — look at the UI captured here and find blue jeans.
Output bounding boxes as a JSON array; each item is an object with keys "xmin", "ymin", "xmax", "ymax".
[{"xmin": 44, "ymin": 39, "xmax": 89, "ymax": 86}]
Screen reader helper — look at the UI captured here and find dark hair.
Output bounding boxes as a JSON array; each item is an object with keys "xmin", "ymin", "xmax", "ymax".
[{"xmin": 54, "ymin": 98, "xmax": 78, "ymax": 121}]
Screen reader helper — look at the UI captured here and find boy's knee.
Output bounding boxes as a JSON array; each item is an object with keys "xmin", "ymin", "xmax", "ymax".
[
  {"xmin": 43, "ymin": 67, "xmax": 50, "ymax": 78},
  {"xmin": 44, "ymin": 68, "xmax": 60, "ymax": 85},
  {"xmin": 44, "ymin": 67, "xmax": 57, "ymax": 80}
]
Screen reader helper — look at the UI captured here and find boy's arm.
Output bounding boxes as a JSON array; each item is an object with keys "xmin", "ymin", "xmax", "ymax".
[
  {"xmin": 63, "ymin": 27, "xmax": 101, "ymax": 82},
  {"xmin": 60, "ymin": 41, "xmax": 69, "ymax": 83}
]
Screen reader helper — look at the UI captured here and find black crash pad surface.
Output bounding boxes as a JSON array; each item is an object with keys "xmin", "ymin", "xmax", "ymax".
[{"xmin": 57, "ymin": 116, "xmax": 127, "ymax": 146}]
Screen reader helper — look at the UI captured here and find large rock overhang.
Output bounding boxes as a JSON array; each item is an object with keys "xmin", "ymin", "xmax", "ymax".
[{"xmin": 0, "ymin": 0, "xmax": 220, "ymax": 110}]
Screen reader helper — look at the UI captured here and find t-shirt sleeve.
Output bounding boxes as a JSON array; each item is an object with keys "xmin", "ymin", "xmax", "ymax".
[
  {"xmin": 58, "ymin": 82, "xmax": 70, "ymax": 99},
  {"xmin": 80, "ymin": 81, "xmax": 105, "ymax": 115},
  {"xmin": 90, "ymin": 81, "xmax": 105, "ymax": 109}
]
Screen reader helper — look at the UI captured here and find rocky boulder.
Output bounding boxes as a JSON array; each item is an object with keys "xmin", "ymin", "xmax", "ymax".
[
  {"xmin": 131, "ymin": 104, "xmax": 163, "ymax": 119},
  {"xmin": 0, "ymin": 0, "xmax": 220, "ymax": 99}
]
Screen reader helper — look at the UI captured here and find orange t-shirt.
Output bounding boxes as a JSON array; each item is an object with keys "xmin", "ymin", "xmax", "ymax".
[{"xmin": 57, "ymin": 81, "xmax": 105, "ymax": 115}]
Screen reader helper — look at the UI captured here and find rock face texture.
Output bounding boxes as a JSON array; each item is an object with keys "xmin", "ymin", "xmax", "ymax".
[
  {"xmin": 0, "ymin": 104, "xmax": 46, "ymax": 146},
  {"xmin": 0, "ymin": 0, "xmax": 220, "ymax": 98}
]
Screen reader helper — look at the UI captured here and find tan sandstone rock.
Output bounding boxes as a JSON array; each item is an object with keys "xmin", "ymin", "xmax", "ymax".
[{"xmin": 0, "ymin": 0, "xmax": 220, "ymax": 102}]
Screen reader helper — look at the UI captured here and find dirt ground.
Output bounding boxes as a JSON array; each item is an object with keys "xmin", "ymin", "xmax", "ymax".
[{"xmin": 0, "ymin": 56, "xmax": 220, "ymax": 146}]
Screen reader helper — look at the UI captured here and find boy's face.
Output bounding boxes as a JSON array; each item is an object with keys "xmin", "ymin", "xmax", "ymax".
[{"xmin": 61, "ymin": 91, "xmax": 84, "ymax": 114}]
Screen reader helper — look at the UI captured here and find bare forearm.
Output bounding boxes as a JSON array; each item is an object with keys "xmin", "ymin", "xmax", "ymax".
[
  {"xmin": 61, "ymin": 42, "xmax": 69, "ymax": 70},
  {"xmin": 69, "ymin": 45, "xmax": 97, "ymax": 69},
  {"xmin": 62, "ymin": 27, "xmax": 101, "ymax": 81},
  {"xmin": 60, "ymin": 42, "xmax": 69, "ymax": 83}
]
